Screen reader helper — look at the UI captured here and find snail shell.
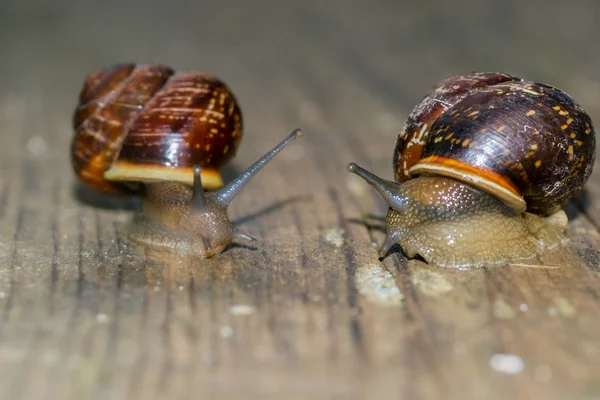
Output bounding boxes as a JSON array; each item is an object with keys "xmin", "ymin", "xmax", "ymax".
[
  {"xmin": 71, "ymin": 63, "xmax": 243, "ymax": 194},
  {"xmin": 393, "ymin": 72, "xmax": 595, "ymax": 214}
]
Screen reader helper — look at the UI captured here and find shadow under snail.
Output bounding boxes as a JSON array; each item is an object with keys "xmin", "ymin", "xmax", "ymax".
[
  {"xmin": 71, "ymin": 63, "xmax": 303, "ymax": 257},
  {"xmin": 347, "ymin": 72, "xmax": 596, "ymax": 269}
]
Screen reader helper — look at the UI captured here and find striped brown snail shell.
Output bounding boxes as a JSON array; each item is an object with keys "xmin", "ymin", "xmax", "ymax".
[
  {"xmin": 71, "ymin": 63, "xmax": 303, "ymax": 258},
  {"xmin": 72, "ymin": 63, "xmax": 243, "ymax": 193},
  {"xmin": 348, "ymin": 72, "xmax": 596, "ymax": 269}
]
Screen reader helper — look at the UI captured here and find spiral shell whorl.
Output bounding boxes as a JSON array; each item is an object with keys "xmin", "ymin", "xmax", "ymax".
[
  {"xmin": 393, "ymin": 72, "xmax": 519, "ymax": 183},
  {"xmin": 71, "ymin": 63, "xmax": 243, "ymax": 193}
]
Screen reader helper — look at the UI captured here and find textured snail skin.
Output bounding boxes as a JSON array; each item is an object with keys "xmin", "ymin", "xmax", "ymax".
[
  {"xmin": 348, "ymin": 163, "xmax": 568, "ymax": 268},
  {"xmin": 128, "ymin": 183, "xmax": 235, "ymax": 257},
  {"xmin": 383, "ymin": 177, "xmax": 566, "ymax": 269},
  {"xmin": 126, "ymin": 129, "xmax": 303, "ymax": 258},
  {"xmin": 348, "ymin": 71, "xmax": 596, "ymax": 269}
]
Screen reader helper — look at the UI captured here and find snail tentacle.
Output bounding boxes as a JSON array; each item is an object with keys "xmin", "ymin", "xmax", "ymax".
[
  {"xmin": 347, "ymin": 162, "xmax": 408, "ymax": 212},
  {"xmin": 191, "ymin": 165, "xmax": 207, "ymax": 211},
  {"xmin": 213, "ymin": 129, "xmax": 304, "ymax": 207}
]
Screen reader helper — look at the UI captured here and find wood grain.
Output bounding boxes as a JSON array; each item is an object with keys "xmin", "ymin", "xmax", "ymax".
[{"xmin": 1, "ymin": 0, "xmax": 600, "ymax": 399}]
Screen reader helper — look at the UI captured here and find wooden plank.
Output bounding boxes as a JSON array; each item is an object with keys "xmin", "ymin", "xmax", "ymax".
[{"xmin": 0, "ymin": 0, "xmax": 600, "ymax": 399}]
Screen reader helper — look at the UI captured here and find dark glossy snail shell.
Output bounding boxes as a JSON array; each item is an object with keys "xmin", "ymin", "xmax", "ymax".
[
  {"xmin": 71, "ymin": 63, "xmax": 243, "ymax": 193},
  {"xmin": 393, "ymin": 72, "xmax": 596, "ymax": 215}
]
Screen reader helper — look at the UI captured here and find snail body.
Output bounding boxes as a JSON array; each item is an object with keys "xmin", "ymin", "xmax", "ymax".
[
  {"xmin": 71, "ymin": 63, "xmax": 303, "ymax": 257},
  {"xmin": 348, "ymin": 72, "xmax": 596, "ymax": 268}
]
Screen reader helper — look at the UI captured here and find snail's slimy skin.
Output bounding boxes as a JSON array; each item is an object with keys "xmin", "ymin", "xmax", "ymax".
[
  {"xmin": 124, "ymin": 129, "xmax": 303, "ymax": 258},
  {"xmin": 384, "ymin": 176, "xmax": 567, "ymax": 269},
  {"xmin": 127, "ymin": 182, "xmax": 233, "ymax": 258},
  {"xmin": 348, "ymin": 72, "xmax": 595, "ymax": 268}
]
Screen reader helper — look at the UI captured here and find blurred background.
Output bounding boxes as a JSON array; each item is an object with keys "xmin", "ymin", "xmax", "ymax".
[
  {"xmin": 1, "ymin": 1, "xmax": 600, "ymax": 399},
  {"xmin": 2, "ymin": 0, "xmax": 600, "ymax": 175}
]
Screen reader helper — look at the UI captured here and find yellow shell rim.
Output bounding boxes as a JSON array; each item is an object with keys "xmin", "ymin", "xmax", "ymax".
[
  {"xmin": 409, "ymin": 156, "xmax": 527, "ymax": 214},
  {"xmin": 104, "ymin": 161, "xmax": 224, "ymax": 190}
]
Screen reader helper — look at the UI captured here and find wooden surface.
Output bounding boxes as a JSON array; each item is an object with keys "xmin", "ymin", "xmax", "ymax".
[{"xmin": 1, "ymin": 1, "xmax": 600, "ymax": 399}]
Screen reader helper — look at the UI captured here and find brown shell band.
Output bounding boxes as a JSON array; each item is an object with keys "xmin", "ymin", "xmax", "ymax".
[{"xmin": 76, "ymin": 154, "xmax": 124, "ymax": 193}]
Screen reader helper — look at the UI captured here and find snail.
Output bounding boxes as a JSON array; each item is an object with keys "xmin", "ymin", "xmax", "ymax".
[
  {"xmin": 347, "ymin": 72, "xmax": 596, "ymax": 268},
  {"xmin": 71, "ymin": 63, "xmax": 303, "ymax": 257}
]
